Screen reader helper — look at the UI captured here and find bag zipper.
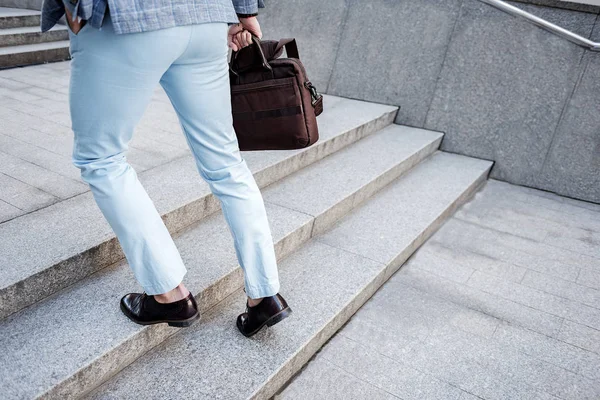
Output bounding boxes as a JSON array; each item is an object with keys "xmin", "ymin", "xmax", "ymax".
[{"xmin": 232, "ymin": 79, "xmax": 294, "ymax": 93}]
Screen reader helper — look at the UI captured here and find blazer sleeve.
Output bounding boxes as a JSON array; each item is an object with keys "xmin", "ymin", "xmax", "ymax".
[
  {"xmin": 41, "ymin": 0, "xmax": 80, "ymax": 32},
  {"xmin": 232, "ymin": 0, "xmax": 265, "ymax": 15},
  {"xmin": 41, "ymin": 0, "xmax": 63, "ymax": 32}
]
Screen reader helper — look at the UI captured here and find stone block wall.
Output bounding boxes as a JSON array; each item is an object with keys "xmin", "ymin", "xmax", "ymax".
[
  {"xmin": 261, "ymin": 0, "xmax": 600, "ymax": 203},
  {"xmin": 2, "ymin": 0, "xmax": 597, "ymax": 202}
]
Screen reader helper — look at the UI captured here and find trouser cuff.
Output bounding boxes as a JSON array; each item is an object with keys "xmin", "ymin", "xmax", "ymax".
[
  {"xmin": 141, "ymin": 268, "xmax": 187, "ymax": 295},
  {"xmin": 245, "ymin": 281, "xmax": 280, "ymax": 299}
]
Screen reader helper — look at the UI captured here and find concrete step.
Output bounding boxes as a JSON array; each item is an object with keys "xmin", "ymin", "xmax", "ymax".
[
  {"xmin": 0, "ymin": 7, "xmax": 40, "ymax": 29},
  {"xmin": 85, "ymin": 152, "xmax": 493, "ymax": 400},
  {"xmin": 0, "ymin": 25, "xmax": 68, "ymax": 47},
  {"xmin": 0, "ymin": 95, "xmax": 397, "ymax": 320},
  {"xmin": 0, "ymin": 40, "xmax": 70, "ymax": 68},
  {"xmin": 0, "ymin": 124, "xmax": 445, "ymax": 399}
]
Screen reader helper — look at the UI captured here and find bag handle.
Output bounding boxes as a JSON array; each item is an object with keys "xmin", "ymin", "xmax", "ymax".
[
  {"xmin": 230, "ymin": 35, "xmax": 273, "ymax": 75},
  {"xmin": 275, "ymin": 38, "xmax": 300, "ymax": 59}
]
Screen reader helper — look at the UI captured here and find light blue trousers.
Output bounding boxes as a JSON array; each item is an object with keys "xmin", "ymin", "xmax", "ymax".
[{"xmin": 68, "ymin": 16, "xmax": 280, "ymax": 299}]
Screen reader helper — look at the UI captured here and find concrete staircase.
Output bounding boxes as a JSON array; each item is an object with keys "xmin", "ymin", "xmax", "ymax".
[
  {"xmin": 0, "ymin": 95, "xmax": 493, "ymax": 399},
  {"xmin": 0, "ymin": 7, "xmax": 69, "ymax": 69}
]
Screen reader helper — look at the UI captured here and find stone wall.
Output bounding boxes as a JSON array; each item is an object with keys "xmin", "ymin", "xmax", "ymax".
[
  {"xmin": 2, "ymin": 0, "xmax": 597, "ymax": 203},
  {"xmin": 261, "ymin": 0, "xmax": 600, "ymax": 203}
]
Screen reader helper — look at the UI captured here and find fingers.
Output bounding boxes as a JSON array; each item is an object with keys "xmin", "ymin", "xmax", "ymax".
[
  {"xmin": 228, "ymin": 22, "xmax": 258, "ymax": 51},
  {"xmin": 242, "ymin": 30, "xmax": 253, "ymax": 47},
  {"xmin": 227, "ymin": 23, "xmax": 244, "ymax": 51},
  {"xmin": 233, "ymin": 30, "xmax": 253, "ymax": 50}
]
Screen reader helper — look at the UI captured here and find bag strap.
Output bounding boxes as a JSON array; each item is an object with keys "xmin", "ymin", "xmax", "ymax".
[
  {"xmin": 275, "ymin": 38, "xmax": 300, "ymax": 59},
  {"xmin": 249, "ymin": 35, "xmax": 273, "ymax": 70},
  {"xmin": 230, "ymin": 35, "xmax": 273, "ymax": 73},
  {"xmin": 229, "ymin": 35, "xmax": 275, "ymax": 83}
]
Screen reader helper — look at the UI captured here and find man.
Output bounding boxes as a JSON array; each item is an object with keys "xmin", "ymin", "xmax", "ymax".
[{"xmin": 40, "ymin": 0, "xmax": 291, "ymax": 337}]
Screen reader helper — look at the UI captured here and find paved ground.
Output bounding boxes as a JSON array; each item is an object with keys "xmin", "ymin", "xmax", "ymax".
[
  {"xmin": 278, "ymin": 180, "xmax": 600, "ymax": 400},
  {"xmin": 0, "ymin": 61, "xmax": 189, "ymax": 222}
]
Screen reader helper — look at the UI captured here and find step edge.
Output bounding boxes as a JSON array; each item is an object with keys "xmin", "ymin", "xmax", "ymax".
[
  {"xmin": 0, "ymin": 40, "xmax": 70, "ymax": 54},
  {"xmin": 252, "ymin": 158, "xmax": 493, "ymax": 400},
  {"xmin": 0, "ymin": 30, "xmax": 70, "ymax": 49},
  {"xmin": 0, "ymin": 45, "xmax": 70, "ymax": 69},
  {"xmin": 0, "ymin": 106, "xmax": 397, "ymax": 318},
  {"xmin": 0, "ymin": 8, "xmax": 41, "ymax": 17},
  {"xmin": 290, "ymin": 134, "xmax": 444, "ymax": 237},
  {"xmin": 0, "ymin": 25, "xmax": 67, "ymax": 35},
  {"xmin": 0, "ymin": 14, "xmax": 42, "ymax": 30},
  {"xmin": 32, "ymin": 122, "xmax": 437, "ymax": 400},
  {"xmin": 76, "ymin": 154, "xmax": 492, "ymax": 400}
]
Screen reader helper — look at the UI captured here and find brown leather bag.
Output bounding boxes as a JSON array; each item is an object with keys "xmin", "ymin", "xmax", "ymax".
[{"xmin": 229, "ymin": 37, "xmax": 323, "ymax": 151}]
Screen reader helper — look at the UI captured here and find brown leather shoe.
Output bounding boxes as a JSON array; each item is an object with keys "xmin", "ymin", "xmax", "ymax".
[
  {"xmin": 236, "ymin": 293, "xmax": 292, "ymax": 337},
  {"xmin": 120, "ymin": 292, "xmax": 200, "ymax": 327}
]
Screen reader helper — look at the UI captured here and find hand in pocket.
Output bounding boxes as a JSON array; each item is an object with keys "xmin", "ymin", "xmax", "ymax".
[{"xmin": 64, "ymin": 6, "xmax": 86, "ymax": 34}]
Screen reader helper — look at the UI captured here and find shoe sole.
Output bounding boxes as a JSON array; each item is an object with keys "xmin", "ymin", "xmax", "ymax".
[
  {"xmin": 120, "ymin": 302, "xmax": 201, "ymax": 328},
  {"xmin": 237, "ymin": 307, "xmax": 292, "ymax": 338}
]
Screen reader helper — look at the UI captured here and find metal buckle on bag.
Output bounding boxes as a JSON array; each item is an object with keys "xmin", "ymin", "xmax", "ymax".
[
  {"xmin": 304, "ymin": 82, "xmax": 322, "ymax": 107},
  {"xmin": 305, "ymin": 82, "xmax": 324, "ymax": 116}
]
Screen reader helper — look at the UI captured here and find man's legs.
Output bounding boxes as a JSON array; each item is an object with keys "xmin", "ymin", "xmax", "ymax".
[
  {"xmin": 158, "ymin": 22, "xmax": 280, "ymax": 301},
  {"xmin": 69, "ymin": 16, "xmax": 189, "ymax": 297}
]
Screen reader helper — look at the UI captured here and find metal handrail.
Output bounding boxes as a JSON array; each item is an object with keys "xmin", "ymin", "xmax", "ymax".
[{"xmin": 479, "ymin": 0, "xmax": 600, "ymax": 51}]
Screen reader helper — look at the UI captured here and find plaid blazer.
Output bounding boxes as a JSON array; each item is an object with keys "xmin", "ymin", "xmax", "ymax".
[{"xmin": 41, "ymin": 0, "xmax": 264, "ymax": 34}]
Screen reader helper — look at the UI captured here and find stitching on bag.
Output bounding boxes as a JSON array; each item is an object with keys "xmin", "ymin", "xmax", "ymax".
[{"xmin": 233, "ymin": 106, "xmax": 302, "ymax": 121}]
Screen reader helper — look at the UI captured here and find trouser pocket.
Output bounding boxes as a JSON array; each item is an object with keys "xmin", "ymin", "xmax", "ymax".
[{"xmin": 66, "ymin": 17, "xmax": 88, "ymax": 36}]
